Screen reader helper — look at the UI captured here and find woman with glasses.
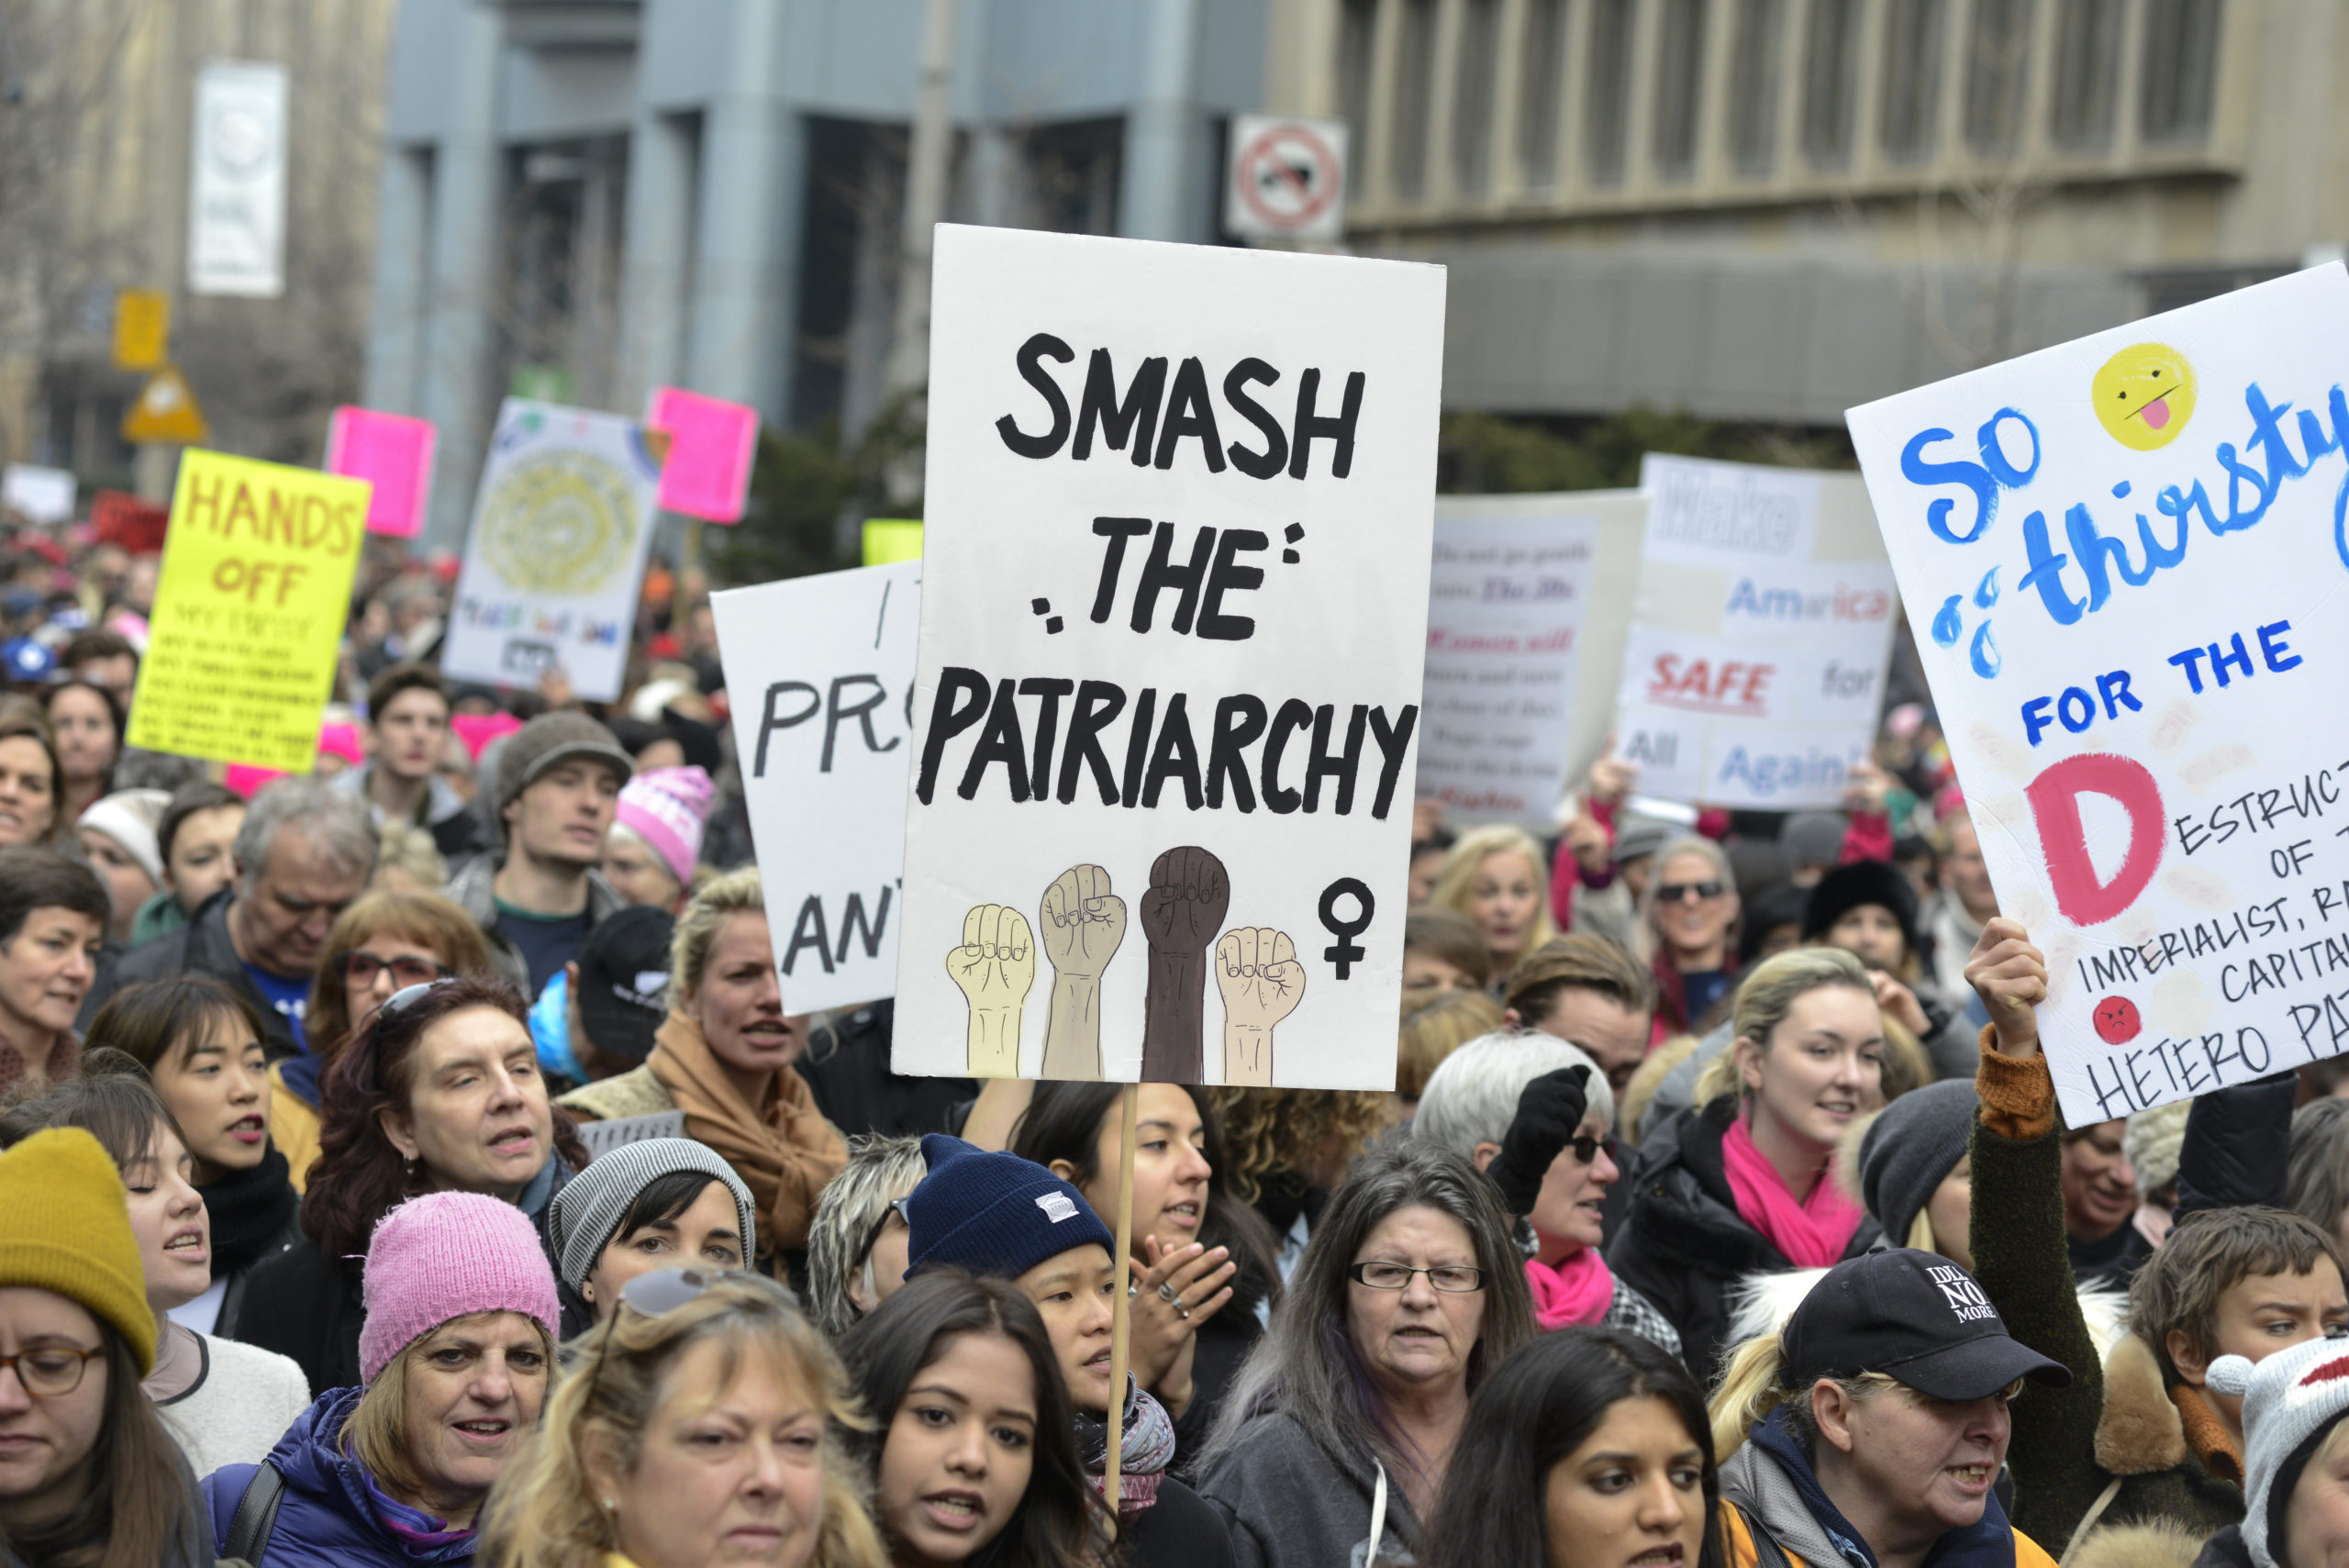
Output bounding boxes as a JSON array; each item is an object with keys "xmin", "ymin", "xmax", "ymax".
[
  {"xmin": 204, "ymin": 1191, "xmax": 562, "ymax": 1567},
  {"xmin": 0, "ymin": 1126, "xmax": 216, "ymax": 1566},
  {"xmin": 228, "ymin": 974, "xmax": 585, "ymax": 1394},
  {"xmin": 272, "ymin": 891, "xmax": 495, "ymax": 1193},
  {"xmin": 1609, "ymin": 948, "xmax": 1889, "ymax": 1385},
  {"xmin": 83, "ymin": 977, "xmax": 297, "ymax": 1336},
  {"xmin": 1642, "ymin": 835, "xmax": 1742, "ymax": 1036},
  {"xmin": 1427, "ymin": 826, "xmax": 1557, "ymax": 990},
  {"xmin": 838, "ymin": 1272, "xmax": 1109, "ymax": 1568},
  {"xmin": 804, "ymin": 1134, "xmax": 928, "ymax": 1339},
  {"xmin": 1413, "ymin": 1033, "xmax": 1680, "ymax": 1351},
  {"xmin": 481, "ymin": 1266, "xmax": 888, "ymax": 1568},
  {"xmin": 1198, "ymin": 1140, "xmax": 1535, "ymax": 1568},
  {"xmin": 546, "ymin": 1136, "xmax": 758, "ymax": 1335}
]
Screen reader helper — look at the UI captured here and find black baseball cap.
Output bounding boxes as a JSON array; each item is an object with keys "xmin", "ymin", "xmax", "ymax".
[
  {"xmin": 1780, "ymin": 1249, "xmax": 2072, "ymax": 1402},
  {"xmin": 573, "ymin": 906, "xmax": 675, "ymax": 1064}
]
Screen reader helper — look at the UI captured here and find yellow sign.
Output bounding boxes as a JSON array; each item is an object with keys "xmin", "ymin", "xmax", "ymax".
[
  {"xmin": 112, "ymin": 290, "xmax": 170, "ymax": 369},
  {"xmin": 126, "ymin": 450, "xmax": 370, "ymax": 772},
  {"xmin": 862, "ymin": 517, "xmax": 923, "ymax": 565},
  {"xmin": 122, "ymin": 367, "xmax": 210, "ymax": 444}
]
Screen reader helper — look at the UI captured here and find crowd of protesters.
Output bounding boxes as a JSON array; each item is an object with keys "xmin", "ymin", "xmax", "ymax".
[{"xmin": 0, "ymin": 525, "xmax": 2343, "ymax": 1568}]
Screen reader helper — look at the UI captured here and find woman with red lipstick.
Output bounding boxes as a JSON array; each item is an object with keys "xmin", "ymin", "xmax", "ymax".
[
  {"xmin": 85, "ymin": 976, "xmax": 299, "ymax": 1335},
  {"xmin": 1706, "ymin": 1250, "xmax": 2070, "ymax": 1568},
  {"xmin": 1010, "ymin": 1081, "xmax": 1280, "ymax": 1471},
  {"xmin": 228, "ymin": 975, "xmax": 586, "ymax": 1394},
  {"xmin": 1420, "ymin": 1327, "xmax": 1725, "ymax": 1568},
  {"xmin": 0, "ymin": 1059, "xmax": 312, "ymax": 1478},
  {"xmin": 840, "ymin": 1273, "xmax": 1108, "ymax": 1568}
]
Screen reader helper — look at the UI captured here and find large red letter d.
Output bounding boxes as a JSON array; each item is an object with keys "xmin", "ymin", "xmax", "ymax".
[{"xmin": 2024, "ymin": 752, "xmax": 2165, "ymax": 926}]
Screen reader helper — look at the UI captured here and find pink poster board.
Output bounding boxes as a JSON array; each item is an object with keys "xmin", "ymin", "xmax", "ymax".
[
  {"xmin": 326, "ymin": 406, "xmax": 437, "ymax": 538},
  {"xmin": 646, "ymin": 386, "xmax": 758, "ymax": 523}
]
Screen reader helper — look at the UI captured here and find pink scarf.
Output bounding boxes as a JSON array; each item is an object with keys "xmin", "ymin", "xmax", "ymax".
[
  {"xmin": 1720, "ymin": 1114, "xmax": 1865, "ymax": 1269},
  {"xmin": 1524, "ymin": 1247, "xmax": 1616, "ymax": 1330}
]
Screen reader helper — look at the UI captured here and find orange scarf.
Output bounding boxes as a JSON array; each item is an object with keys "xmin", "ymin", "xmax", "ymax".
[{"xmin": 648, "ymin": 1013, "xmax": 846, "ymax": 1260}]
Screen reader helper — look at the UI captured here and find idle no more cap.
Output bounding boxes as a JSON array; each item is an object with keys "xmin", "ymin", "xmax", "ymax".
[{"xmin": 1780, "ymin": 1249, "xmax": 2072, "ymax": 1402}]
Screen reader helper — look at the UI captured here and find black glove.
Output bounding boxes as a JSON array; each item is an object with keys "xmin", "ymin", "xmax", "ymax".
[{"xmin": 1486, "ymin": 1065, "xmax": 1590, "ymax": 1217}]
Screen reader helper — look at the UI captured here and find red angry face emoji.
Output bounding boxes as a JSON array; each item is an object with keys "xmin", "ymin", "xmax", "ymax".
[{"xmin": 2093, "ymin": 995, "xmax": 2143, "ymax": 1046}]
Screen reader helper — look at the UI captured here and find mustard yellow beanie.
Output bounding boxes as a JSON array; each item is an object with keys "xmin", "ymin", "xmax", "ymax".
[{"xmin": 0, "ymin": 1127, "xmax": 157, "ymax": 1373}]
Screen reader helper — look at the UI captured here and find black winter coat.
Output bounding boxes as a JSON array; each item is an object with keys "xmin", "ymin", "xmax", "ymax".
[
  {"xmin": 80, "ymin": 890, "xmax": 301, "ymax": 1059},
  {"xmin": 1606, "ymin": 1097, "xmax": 1881, "ymax": 1385}
]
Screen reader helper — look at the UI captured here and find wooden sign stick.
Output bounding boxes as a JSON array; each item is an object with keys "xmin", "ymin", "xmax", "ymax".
[{"xmin": 1103, "ymin": 1081, "xmax": 1140, "ymax": 1520}]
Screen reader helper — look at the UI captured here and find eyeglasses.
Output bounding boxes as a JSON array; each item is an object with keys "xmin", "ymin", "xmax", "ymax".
[
  {"xmin": 1656, "ymin": 880, "xmax": 1727, "ymax": 904},
  {"xmin": 853, "ymin": 1198, "xmax": 910, "ymax": 1274},
  {"xmin": 1565, "ymin": 1133, "xmax": 1618, "ymax": 1166},
  {"xmin": 0, "ymin": 1343, "xmax": 104, "ymax": 1397},
  {"xmin": 1347, "ymin": 1262, "xmax": 1486, "ymax": 1293},
  {"xmin": 379, "ymin": 977, "xmax": 457, "ymax": 1020},
  {"xmin": 342, "ymin": 953, "xmax": 454, "ymax": 989}
]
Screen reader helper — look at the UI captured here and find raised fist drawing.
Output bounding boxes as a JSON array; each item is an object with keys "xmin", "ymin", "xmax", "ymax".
[
  {"xmin": 948, "ymin": 904, "xmax": 1035, "ymax": 1078},
  {"xmin": 1139, "ymin": 846, "xmax": 1230, "ymax": 1084},
  {"xmin": 1216, "ymin": 928, "xmax": 1306, "ymax": 1086},
  {"xmin": 1040, "ymin": 864, "xmax": 1127, "ymax": 1081}
]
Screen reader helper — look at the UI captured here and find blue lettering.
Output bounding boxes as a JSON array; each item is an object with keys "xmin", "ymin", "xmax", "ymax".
[
  {"xmin": 2210, "ymin": 632, "xmax": 2254, "ymax": 687},
  {"xmin": 2019, "ymin": 511, "xmax": 2086, "ymax": 626},
  {"xmin": 2260, "ymin": 620, "xmax": 2302, "ymax": 673},
  {"xmin": 2064, "ymin": 502, "xmax": 2159, "ymax": 612},
  {"xmin": 2096, "ymin": 670, "xmax": 2143, "ymax": 718},
  {"xmin": 1900, "ymin": 428, "xmax": 2001, "ymax": 545},
  {"xmin": 1978, "ymin": 408, "xmax": 2041, "ymax": 488},
  {"xmin": 2058, "ymin": 687, "xmax": 2096, "ymax": 733},
  {"xmin": 2169, "ymin": 646, "xmax": 2210, "ymax": 694},
  {"xmin": 2021, "ymin": 696, "xmax": 2056, "ymax": 747}
]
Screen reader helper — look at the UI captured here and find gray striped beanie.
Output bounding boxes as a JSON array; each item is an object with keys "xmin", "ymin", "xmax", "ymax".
[{"xmin": 546, "ymin": 1138, "xmax": 759, "ymax": 1294}]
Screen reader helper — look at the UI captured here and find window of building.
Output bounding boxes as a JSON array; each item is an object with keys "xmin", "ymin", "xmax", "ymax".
[
  {"xmin": 1878, "ymin": 0, "xmax": 1944, "ymax": 159},
  {"xmin": 1726, "ymin": 0, "xmax": 1784, "ymax": 176},
  {"xmin": 1963, "ymin": 0, "xmax": 2032, "ymax": 155},
  {"xmin": 1652, "ymin": 0, "xmax": 1710, "ymax": 176},
  {"xmin": 1454, "ymin": 0, "xmax": 1502, "ymax": 195},
  {"xmin": 1392, "ymin": 0, "xmax": 1440, "ymax": 199},
  {"xmin": 2141, "ymin": 0, "xmax": 2221, "ymax": 142},
  {"xmin": 2049, "ymin": 0, "xmax": 2122, "ymax": 149},
  {"xmin": 1517, "ymin": 0, "xmax": 1569, "ymax": 188},
  {"xmin": 1339, "ymin": 0, "xmax": 1378, "ymax": 197},
  {"xmin": 1585, "ymin": 0, "xmax": 1635, "ymax": 183},
  {"xmin": 1801, "ymin": 0, "xmax": 1863, "ymax": 169}
]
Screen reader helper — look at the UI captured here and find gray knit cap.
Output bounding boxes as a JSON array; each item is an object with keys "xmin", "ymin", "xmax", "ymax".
[
  {"xmin": 1856, "ymin": 1079, "xmax": 1978, "ymax": 1247},
  {"xmin": 545, "ymin": 1138, "xmax": 758, "ymax": 1294}
]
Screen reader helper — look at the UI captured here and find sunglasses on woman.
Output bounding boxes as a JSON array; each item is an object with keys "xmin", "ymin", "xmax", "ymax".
[
  {"xmin": 342, "ymin": 952, "xmax": 455, "ymax": 989},
  {"xmin": 1655, "ymin": 880, "xmax": 1726, "ymax": 904}
]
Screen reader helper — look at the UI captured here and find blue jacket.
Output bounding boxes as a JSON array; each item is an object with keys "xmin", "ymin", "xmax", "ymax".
[{"xmin": 203, "ymin": 1385, "xmax": 477, "ymax": 1566}]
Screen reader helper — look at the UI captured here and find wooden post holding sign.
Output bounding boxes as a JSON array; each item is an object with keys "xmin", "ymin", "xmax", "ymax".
[
  {"xmin": 1103, "ymin": 1084, "xmax": 1139, "ymax": 1516},
  {"xmin": 888, "ymin": 225, "xmax": 1442, "ymax": 1508}
]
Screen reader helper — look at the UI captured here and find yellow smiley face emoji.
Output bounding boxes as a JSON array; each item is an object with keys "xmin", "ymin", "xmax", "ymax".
[{"xmin": 2091, "ymin": 342, "xmax": 2197, "ymax": 450}]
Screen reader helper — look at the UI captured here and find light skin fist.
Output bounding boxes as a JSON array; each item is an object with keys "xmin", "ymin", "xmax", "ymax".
[
  {"xmin": 1216, "ymin": 928, "xmax": 1307, "ymax": 1030},
  {"xmin": 1040, "ymin": 863, "xmax": 1127, "ymax": 980},
  {"xmin": 1965, "ymin": 916, "xmax": 2048, "ymax": 1059},
  {"xmin": 949, "ymin": 905, "xmax": 1036, "ymax": 1007}
]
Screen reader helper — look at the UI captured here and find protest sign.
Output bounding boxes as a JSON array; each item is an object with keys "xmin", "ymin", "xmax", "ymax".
[
  {"xmin": 1848, "ymin": 263, "xmax": 2349, "ymax": 1123},
  {"xmin": 647, "ymin": 387, "xmax": 758, "ymax": 522},
  {"xmin": 90, "ymin": 490, "xmax": 169, "ymax": 554},
  {"xmin": 442, "ymin": 399, "xmax": 662, "ymax": 704},
  {"xmin": 2, "ymin": 464, "xmax": 75, "ymax": 526},
  {"xmin": 1612, "ymin": 455, "xmax": 1897, "ymax": 809},
  {"xmin": 326, "ymin": 406, "xmax": 437, "ymax": 538},
  {"xmin": 1418, "ymin": 492, "xmax": 1647, "ymax": 826},
  {"xmin": 893, "ymin": 225, "xmax": 1444, "ymax": 1089},
  {"xmin": 712, "ymin": 562, "xmax": 920, "ymax": 1013},
  {"xmin": 862, "ymin": 518, "xmax": 923, "ymax": 565},
  {"xmin": 126, "ymin": 450, "xmax": 367, "ymax": 771}
]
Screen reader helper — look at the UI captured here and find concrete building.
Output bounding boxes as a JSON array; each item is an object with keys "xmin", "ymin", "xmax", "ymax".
[
  {"xmin": 365, "ymin": 0, "xmax": 1267, "ymax": 542},
  {"xmin": 1263, "ymin": 0, "xmax": 2308, "ymax": 428}
]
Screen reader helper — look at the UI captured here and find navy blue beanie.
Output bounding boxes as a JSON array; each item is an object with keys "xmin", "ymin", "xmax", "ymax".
[{"xmin": 903, "ymin": 1134, "xmax": 1117, "ymax": 1281}]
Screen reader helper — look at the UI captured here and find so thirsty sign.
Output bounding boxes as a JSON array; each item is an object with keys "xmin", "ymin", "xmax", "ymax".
[
  {"xmin": 1849, "ymin": 265, "xmax": 2349, "ymax": 1123},
  {"xmin": 894, "ymin": 226, "xmax": 1442, "ymax": 1090}
]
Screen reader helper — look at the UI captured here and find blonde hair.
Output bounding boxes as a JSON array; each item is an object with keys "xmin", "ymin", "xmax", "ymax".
[
  {"xmin": 481, "ymin": 1275, "xmax": 885, "ymax": 1568},
  {"xmin": 1637, "ymin": 835, "xmax": 1739, "ymax": 961},
  {"xmin": 670, "ymin": 865, "xmax": 765, "ymax": 1006},
  {"xmin": 346, "ymin": 1311, "xmax": 556, "ymax": 1504},
  {"xmin": 1696, "ymin": 948, "xmax": 1880, "ymax": 1107},
  {"xmin": 1428, "ymin": 826, "xmax": 1557, "ymax": 966},
  {"xmin": 1397, "ymin": 988, "xmax": 1502, "ymax": 1100},
  {"xmin": 1706, "ymin": 1329, "xmax": 1900, "ymax": 1461},
  {"xmin": 373, "ymin": 822, "xmax": 449, "ymax": 894}
]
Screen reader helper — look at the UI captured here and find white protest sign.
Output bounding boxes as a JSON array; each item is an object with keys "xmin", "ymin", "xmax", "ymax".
[
  {"xmin": 1419, "ymin": 492, "xmax": 1647, "ymax": 826},
  {"xmin": 1, "ymin": 464, "xmax": 75, "ymax": 526},
  {"xmin": 1848, "ymin": 263, "xmax": 2349, "ymax": 1123},
  {"xmin": 188, "ymin": 60, "xmax": 288, "ymax": 298},
  {"xmin": 711, "ymin": 562, "xmax": 920, "ymax": 1014},
  {"xmin": 442, "ymin": 399, "xmax": 662, "ymax": 703},
  {"xmin": 1613, "ymin": 455, "xmax": 1898, "ymax": 808},
  {"xmin": 895, "ymin": 225, "xmax": 1443, "ymax": 1089}
]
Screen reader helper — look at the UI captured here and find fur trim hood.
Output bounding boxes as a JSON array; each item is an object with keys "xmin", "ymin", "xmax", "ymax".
[{"xmin": 2067, "ymin": 1520, "xmax": 2208, "ymax": 1568}]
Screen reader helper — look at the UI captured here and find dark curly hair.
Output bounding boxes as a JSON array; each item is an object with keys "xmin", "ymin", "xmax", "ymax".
[{"xmin": 301, "ymin": 973, "xmax": 586, "ymax": 1275}]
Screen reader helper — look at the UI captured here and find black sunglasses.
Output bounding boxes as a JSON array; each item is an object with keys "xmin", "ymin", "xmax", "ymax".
[
  {"xmin": 1566, "ymin": 1132, "xmax": 1618, "ymax": 1165},
  {"xmin": 1656, "ymin": 880, "xmax": 1727, "ymax": 904}
]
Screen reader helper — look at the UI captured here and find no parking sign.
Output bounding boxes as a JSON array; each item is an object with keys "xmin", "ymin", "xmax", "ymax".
[{"xmin": 1224, "ymin": 115, "xmax": 1348, "ymax": 242}]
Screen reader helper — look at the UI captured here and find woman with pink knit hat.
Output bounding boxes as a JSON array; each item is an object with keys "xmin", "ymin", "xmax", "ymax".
[
  {"xmin": 602, "ymin": 766, "xmax": 713, "ymax": 914},
  {"xmin": 200, "ymin": 1190, "xmax": 562, "ymax": 1566}
]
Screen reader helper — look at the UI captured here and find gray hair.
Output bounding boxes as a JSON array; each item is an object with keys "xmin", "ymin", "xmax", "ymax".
[
  {"xmin": 233, "ymin": 775, "xmax": 377, "ymax": 884},
  {"xmin": 1205, "ymin": 1139, "xmax": 1535, "ymax": 1484},
  {"xmin": 803, "ymin": 1133, "xmax": 928, "ymax": 1339},
  {"xmin": 1414, "ymin": 1032, "xmax": 1619, "ymax": 1159},
  {"xmin": 2288, "ymin": 1099, "xmax": 2349, "ymax": 1243}
]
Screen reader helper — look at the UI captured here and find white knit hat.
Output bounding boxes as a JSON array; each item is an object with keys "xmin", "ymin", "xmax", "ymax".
[
  {"xmin": 76, "ymin": 788, "xmax": 170, "ymax": 884},
  {"xmin": 2209, "ymin": 1334, "xmax": 2349, "ymax": 1568}
]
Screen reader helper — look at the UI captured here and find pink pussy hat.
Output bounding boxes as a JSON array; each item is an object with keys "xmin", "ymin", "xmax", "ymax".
[
  {"xmin": 359, "ymin": 1191, "xmax": 560, "ymax": 1383},
  {"xmin": 614, "ymin": 765, "xmax": 714, "ymax": 884}
]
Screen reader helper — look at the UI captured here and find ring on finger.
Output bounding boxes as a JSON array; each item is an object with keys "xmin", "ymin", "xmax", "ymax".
[
  {"xmin": 1175, "ymin": 1301, "xmax": 1191, "ymax": 1319},
  {"xmin": 1157, "ymin": 1282, "xmax": 1181, "ymax": 1305}
]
